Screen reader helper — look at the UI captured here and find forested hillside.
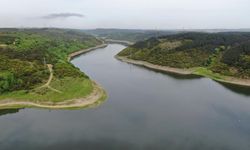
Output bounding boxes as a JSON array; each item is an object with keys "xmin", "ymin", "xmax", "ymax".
[
  {"xmin": 0, "ymin": 28, "xmax": 101, "ymax": 101},
  {"xmin": 118, "ymin": 32, "xmax": 250, "ymax": 79},
  {"xmin": 83, "ymin": 28, "xmax": 177, "ymax": 42}
]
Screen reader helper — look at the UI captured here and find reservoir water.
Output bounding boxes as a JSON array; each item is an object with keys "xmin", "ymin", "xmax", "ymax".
[{"xmin": 0, "ymin": 44, "xmax": 250, "ymax": 150}]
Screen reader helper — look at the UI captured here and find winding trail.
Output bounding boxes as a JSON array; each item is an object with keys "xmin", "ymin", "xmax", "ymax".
[
  {"xmin": 44, "ymin": 64, "xmax": 53, "ymax": 87},
  {"xmin": 36, "ymin": 64, "xmax": 62, "ymax": 93}
]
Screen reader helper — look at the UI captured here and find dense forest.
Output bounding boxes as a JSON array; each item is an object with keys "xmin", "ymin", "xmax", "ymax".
[
  {"xmin": 118, "ymin": 32, "xmax": 250, "ymax": 79},
  {"xmin": 0, "ymin": 28, "xmax": 101, "ymax": 96}
]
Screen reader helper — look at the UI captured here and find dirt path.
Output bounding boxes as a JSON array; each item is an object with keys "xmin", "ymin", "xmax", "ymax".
[
  {"xmin": 37, "ymin": 64, "xmax": 62, "ymax": 93},
  {"xmin": 0, "ymin": 82, "xmax": 106, "ymax": 109},
  {"xmin": 45, "ymin": 64, "xmax": 53, "ymax": 86}
]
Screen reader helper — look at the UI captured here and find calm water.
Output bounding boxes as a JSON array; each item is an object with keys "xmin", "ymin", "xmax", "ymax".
[{"xmin": 0, "ymin": 44, "xmax": 250, "ymax": 150}]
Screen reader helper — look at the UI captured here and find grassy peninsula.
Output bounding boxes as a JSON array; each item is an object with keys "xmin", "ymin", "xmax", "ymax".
[
  {"xmin": 0, "ymin": 28, "xmax": 106, "ymax": 109},
  {"xmin": 117, "ymin": 32, "xmax": 250, "ymax": 86}
]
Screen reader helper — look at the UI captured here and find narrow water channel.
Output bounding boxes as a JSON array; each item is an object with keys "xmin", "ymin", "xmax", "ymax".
[{"xmin": 0, "ymin": 44, "xmax": 250, "ymax": 150}]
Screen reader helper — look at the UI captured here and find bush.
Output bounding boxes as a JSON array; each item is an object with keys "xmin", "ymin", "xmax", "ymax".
[{"xmin": 0, "ymin": 72, "xmax": 16, "ymax": 93}]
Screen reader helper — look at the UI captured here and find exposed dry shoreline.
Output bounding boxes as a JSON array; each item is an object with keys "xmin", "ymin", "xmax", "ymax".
[
  {"xmin": 68, "ymin": 44, "xmax": 108, "ymax": 61},
  {"xmin": 0, "ymin": 81, "xmax": 106, "ymax": 109},
  {"xmin": 116, "ymin": 56, "xmax": 193, "ymax": 75},
  {"xmin": 116, "ymin": 56, "xmax": 250, "ymax": 87},
  {"xmin": 0, "ymin": 43, "xmax": 108, "ymax": 109}
]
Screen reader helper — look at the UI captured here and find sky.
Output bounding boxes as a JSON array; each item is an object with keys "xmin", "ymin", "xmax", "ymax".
[{"xmin": 0, "ymin": 0, "xmax": 249, "ymax": 29}]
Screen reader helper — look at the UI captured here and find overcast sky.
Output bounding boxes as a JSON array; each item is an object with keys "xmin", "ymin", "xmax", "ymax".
[{"xmin": 0, "ymin": 0, "xmax": 249, "ymax": 29}]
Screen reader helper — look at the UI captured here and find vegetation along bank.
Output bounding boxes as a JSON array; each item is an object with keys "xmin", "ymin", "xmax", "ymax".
[{"xmin": 117, "ymin": 32, "xmax": 250, "ymax": 87}]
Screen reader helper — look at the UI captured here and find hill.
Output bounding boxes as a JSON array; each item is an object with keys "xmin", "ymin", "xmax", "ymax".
[
  {"xmin": 117, "ymin": 32, "xmax": 250, "ymax": 81},
  {"xmin": 83, "ymin": 28, "xmax": 177, "ymax": 42},
  {"xmin": 0, "ymin": 28, "xmax": 106, "ymax": 109}
]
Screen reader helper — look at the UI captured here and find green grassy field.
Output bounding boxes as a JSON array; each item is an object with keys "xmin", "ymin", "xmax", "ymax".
[
  {"xmin": 0, "ymin": 77, "xmax": 93, "ymax": 102},
  {"xmin": 192, "ymin": 67, "xmax": 225, "ymax": 80}
]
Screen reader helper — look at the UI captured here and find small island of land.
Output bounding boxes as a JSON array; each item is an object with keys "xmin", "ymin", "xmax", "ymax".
[
  {"xmin": 0, "ymin": 28, "xmax": 107, "ymax": 109},
  {"xmin": 117, "ymin": 32, "xmax": 250, "ymax": 87}
]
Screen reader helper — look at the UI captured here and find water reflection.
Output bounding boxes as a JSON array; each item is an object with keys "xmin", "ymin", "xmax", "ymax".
[
  {"xmin": 218, "ymin": 82, "xmax": 250, "ymax": 96},
  {"xmin": 128, "ymin": 64, "xmax": 202, "ymax": 80},
  {"xmin": 161, "ymin": 72, "xmax": 250, "ymax": 96},
  {"xmin": 0, "ymin": 109, "xmax": 20, "ymax": 117},
  {"xmin": 128, "ymin": 61, "xmax": 250, "ymax": 96}
]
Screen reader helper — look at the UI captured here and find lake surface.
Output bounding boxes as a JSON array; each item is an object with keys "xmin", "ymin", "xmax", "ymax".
[{"xmin": 1, "ymin": 44, "xmax": 250, "ymax": 150}]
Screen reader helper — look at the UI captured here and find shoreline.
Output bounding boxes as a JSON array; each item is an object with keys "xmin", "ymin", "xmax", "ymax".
[
  {"xmin": 116, "ymin": 56, "xmax": 250, "ymax": 87},
  {"xmin": 68, "ymin": 43, "xmax": 108, "ymax": 61},
  {"xmin": 116, "ymin": 56, "xmax": 194, "ymax": 75},
  {"xmin": 0, "ymin": 81, "xmax": 107, "ymax": 110},
  {"xmin": 105, "ymin": 39, "xmax": 134, "ymax": 46},
  {"xmin": 0, "ymin": 43, "xmax": 108, "ymax": 110}
]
